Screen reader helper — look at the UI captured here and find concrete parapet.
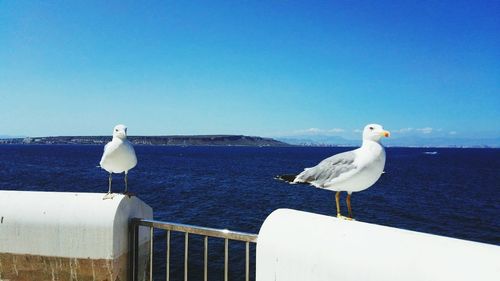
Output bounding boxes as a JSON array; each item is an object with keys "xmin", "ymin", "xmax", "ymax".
[
  {"xmin": 256, "ymin": 209, "xmax": 500, "ymax": 281},
  {"xmin": 0, "ymin": 191, "xmax": 153, "ymax": 281}
]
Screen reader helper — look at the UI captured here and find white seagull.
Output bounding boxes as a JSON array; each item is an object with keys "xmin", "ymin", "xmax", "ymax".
[
  {"xmin": 277, "ymin": 124, "xmax": 390, "ymax": 219},
  {"xmin": 100, "ymin": 124, "xmax": 137, "ymax": 199}
]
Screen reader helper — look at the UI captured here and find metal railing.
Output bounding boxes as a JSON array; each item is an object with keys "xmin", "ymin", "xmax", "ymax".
[{"xmin": 130, "ymin": 218, "xmax": 258, "ymax": 281}]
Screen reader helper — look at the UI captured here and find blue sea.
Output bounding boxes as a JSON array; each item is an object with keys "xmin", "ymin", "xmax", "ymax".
[{"xmin": 1, "ymin": 145, "xmax": 499, "ymax": 280}]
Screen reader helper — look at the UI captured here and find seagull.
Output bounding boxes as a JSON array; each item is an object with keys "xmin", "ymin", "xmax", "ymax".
[
  {"xmin": 277, "ymin": 124, "xmax": 390, "ymax": 219},
  {"xmin": 100, "ymin": 124, "xmax": 137, "ymax": 199}
]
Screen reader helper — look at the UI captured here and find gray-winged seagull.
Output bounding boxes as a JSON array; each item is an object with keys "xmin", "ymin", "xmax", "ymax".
[
  {"xmin": 277, "ymin": 124, "xmax": 390, "ymax": 219},
  {"xmin": 100, "ymin": 124, "xmax": 137, "ymax": 199}
]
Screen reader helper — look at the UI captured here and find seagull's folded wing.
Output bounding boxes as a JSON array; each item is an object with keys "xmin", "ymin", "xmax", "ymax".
[
  {"xmin": 100, "ymin": 141, "xmax": 119, "ymax": 165},
  {"xmin": 295, "ymin": 151, "xmax": 358, "ymax": 187}
]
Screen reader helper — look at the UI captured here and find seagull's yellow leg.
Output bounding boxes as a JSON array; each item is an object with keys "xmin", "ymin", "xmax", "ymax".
[
  {"xmin": 335, "ymin": 191, "xmax": 342, "ymax": 218},
  {"xmin": 346, "ymin": 193, "xmax": 353, "ymax": 219}
]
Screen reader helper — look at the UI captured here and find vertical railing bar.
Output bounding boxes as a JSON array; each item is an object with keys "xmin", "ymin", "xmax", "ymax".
[
  {"xmin": 130, "ymin": 221, "xmax": 138, "ymax": 281},
  {"xmin": 166, "ymin": 230, "xmax": 170, "ymax": 281},
  {"xmin": 129, "ymin": 222, "xmax": 133, "ymax": 281},
  {"xmin": 224, "ymin": 238, "xmax": 229, "ymax": 281},
  {"xmin": 149, "ymin": 227, "xmax": 154, "ymax": 281},
  {"xmin": 184, "ymin": 232, "xmax": 189, "ymax": 281},
  {"xmin": 245, "ymin": 241, "xmax": 250, "ymax": 281},
  {"xmin": 134, "ymin": 224, "xmax": 140, "ymax": 281},
  {"xmin": 204, "ymin": 236, "xmax": 208, "ymax": 281}
]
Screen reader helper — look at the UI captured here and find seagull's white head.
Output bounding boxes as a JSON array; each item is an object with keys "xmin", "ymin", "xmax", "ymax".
[
  {"xmin": 362, "ymin": 124, "xmax": 390, "ymax": 142},
  {"xmin": 112, "ymin": 124, "xmax": 128, "ymax": 140}
]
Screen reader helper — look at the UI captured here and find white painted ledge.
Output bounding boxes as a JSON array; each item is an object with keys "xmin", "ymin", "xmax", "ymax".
[
  {"xmin": 0, "ymin": 190, "xmax": 153, "ymax": 259},
  {"xmin": 256, "ymin": 209, "xmax": 500, "ymax": 281}
]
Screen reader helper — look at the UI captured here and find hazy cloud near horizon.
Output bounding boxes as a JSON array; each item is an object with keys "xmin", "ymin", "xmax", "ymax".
[{"xmin": 278, "ymin": 127, "xmax": 469, "ymax": 139}]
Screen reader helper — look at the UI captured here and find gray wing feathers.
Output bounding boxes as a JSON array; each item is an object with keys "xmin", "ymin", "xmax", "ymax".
[{"xmin": 295, "ymin": 151, "xmax": 357, "ymax": 185}]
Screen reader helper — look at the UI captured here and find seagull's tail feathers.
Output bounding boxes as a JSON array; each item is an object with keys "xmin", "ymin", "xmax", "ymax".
[
  {"xmin": 275, "ymin": 174, "xmax": 296, "ymax": 183},
  {"xmin": 275, "ymin": 174, "xmax": 303, "ymax": 184}
]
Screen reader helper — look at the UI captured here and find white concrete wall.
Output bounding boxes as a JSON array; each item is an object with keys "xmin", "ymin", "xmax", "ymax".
[
  {"xmin": 257, "ymin": 209, "xmax": 500, "ymax": 281},
  {"xmin": 0, "ymin": 190, "xmax": 153, "ymax": 259}
]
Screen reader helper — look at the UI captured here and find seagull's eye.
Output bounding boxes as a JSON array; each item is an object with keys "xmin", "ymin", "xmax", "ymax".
[
  {"xmin": 369, "ymin": 127, "xmax": 374, "ymax": 130},
  {"xmin": 115, "ymin": 129, "xmax": 118, "ymax": 132}
]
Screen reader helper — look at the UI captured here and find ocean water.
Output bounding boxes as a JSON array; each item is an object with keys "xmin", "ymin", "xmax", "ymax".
[{"xmin": 1, "ymin": 145, "xmax": 499, "ymax": 279}]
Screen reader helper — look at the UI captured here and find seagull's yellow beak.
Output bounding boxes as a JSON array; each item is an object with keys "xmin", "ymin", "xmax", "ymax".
[{"xmin": 381, "ymin": 130, "xmax": 390, "ymax": 137}]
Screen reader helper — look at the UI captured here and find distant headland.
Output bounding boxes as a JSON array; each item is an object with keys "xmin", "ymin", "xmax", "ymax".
[{"xmin": 0, "ymin": 135, "xmax": 290, "ymax": 147}]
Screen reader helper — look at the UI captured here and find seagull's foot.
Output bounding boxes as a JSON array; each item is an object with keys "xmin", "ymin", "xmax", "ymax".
[
  {"xmin": 102, "ymin": 192, "xmax": 116, "ymax": 200},
  {"xmin": 336, "ymin": 214, "xmax": 355, "ymax": 221},
  {"xmin": 122, "ymin": 191, "xmax": 134, "ymax": 198}
]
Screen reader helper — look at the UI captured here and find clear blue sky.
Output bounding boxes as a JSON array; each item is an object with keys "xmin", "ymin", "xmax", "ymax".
[{"xmin": 1, "ymin": 1, "xmax": 499, "ymax": 139}]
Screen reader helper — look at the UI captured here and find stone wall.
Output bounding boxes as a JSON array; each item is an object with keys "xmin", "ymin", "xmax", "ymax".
[{"xmin": 0, "ymin": 253, "xmax": 128, "ymax": 281}]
